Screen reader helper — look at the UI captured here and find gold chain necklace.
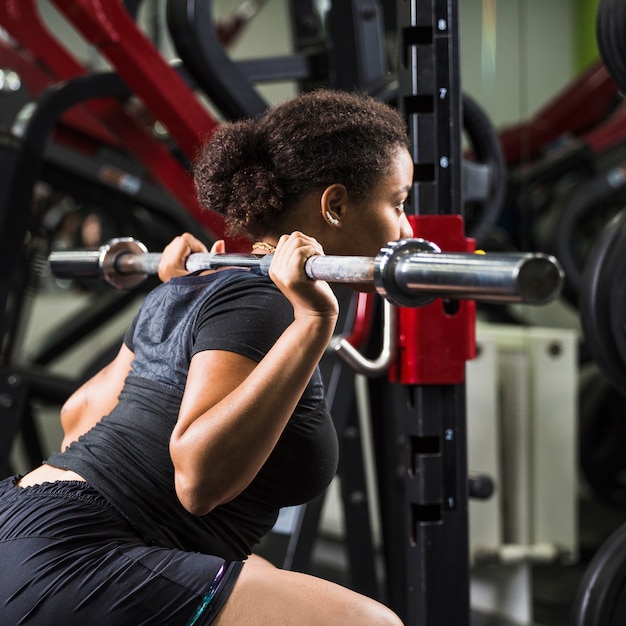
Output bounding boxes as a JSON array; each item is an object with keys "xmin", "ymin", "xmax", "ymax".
[{"xmin": 252, "ymin": 241, "xmax": 276, "ymax": 254}]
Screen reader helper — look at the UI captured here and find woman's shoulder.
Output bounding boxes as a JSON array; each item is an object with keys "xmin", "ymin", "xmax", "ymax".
[
  {"xmin": 169, "ymin": 267, "xmax": 291, "ymax": 318},
  {"xmin": 170, "ymin": 266, "xmax": 274, "ymax": 290}
]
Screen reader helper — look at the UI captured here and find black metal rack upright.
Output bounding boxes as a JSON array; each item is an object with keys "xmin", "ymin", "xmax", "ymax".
[{"xmin": 377, "ymin": 1, "xmax": 471, "ymax": 624}]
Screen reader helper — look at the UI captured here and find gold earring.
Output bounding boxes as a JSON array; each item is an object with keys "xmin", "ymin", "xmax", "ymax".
[{"xmin": 325, "ymin": 211, "xmax": 339, "ymax": 226}]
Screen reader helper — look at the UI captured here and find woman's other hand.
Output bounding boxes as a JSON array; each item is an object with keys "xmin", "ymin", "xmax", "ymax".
[{"xmin": 158, "ymin": 233, "xmax": 223, "ymax": 282}]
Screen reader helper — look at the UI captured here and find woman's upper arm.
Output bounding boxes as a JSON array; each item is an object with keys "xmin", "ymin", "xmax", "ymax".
[
  {"xmin": 60, "ymin": 342, "xmax": 135, "ymax": 448},
  {"xmin": 169, "ymin": 349, "xmax": 259, "ymax": 511},
  {"xmin": 175, "ymin": 349, "xmax": 258, "ymax": 437}
]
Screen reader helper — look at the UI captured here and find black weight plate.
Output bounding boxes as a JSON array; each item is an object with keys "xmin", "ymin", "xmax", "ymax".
[
  {"xmin": 597, "ymin": 0, "xmax": 626, "ymax": 94},
  {"xmin": 580, "ymin": 210, "xmax": 626, "ymax": 395},
  {"xmin": 462, "ymin": 93, "xmax": 507, "ymax": 246},
  {"xmin": 609, "ymin": 0, "xmax": 626, "ymax": 90},
  {"xmin": 553, "ymin": 170, "xmax": 625, "ymax": 302},
  {"xmin": 609, "ymin": 214, "xmax": 626, "ymax": 377},
  {"xmin": 579, "ymin": 370, "xmax": 626, "ymax": 507},
  {"xmin": 572, "ymin": 521, "xmax": 626, "ymax": 625}
]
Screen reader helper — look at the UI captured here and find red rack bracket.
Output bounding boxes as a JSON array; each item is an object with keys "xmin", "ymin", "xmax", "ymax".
[{"xmin": 389, "ymin": 214, "xmax": 476, "ymax": 386}]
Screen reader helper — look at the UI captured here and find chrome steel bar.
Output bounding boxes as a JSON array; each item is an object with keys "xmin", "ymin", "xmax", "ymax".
[
  {"xmin": 48, "ymin": 237, "xmax": 564, "ymax": 306},
  {"xmin": 391, "ymin": 251, "xmax": 564, "ymax": 305}
]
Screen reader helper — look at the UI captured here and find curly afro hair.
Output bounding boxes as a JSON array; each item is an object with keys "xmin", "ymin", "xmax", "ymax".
[{"xmin": 194, "ymin": 89, "xmax": 409, "ymax": 239}]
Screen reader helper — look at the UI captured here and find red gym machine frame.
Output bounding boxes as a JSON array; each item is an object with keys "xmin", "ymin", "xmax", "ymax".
[{"xmin": 0, "ymin": 0, "xmax": 231, "ymax": 243}]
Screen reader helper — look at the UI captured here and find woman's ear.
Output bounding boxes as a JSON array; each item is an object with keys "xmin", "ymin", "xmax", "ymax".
[{"xmin": 320, "ymin": 184, "xmax": 348, "ymax": 228}]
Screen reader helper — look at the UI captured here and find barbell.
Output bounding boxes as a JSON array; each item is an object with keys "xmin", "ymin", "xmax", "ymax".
[{"xmin": 48, "ymin": 237, "xmax": 564, "ymax": 307}]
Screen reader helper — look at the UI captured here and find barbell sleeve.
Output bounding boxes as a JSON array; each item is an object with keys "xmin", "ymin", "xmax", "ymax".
[{"xmin": 48, "ymin": 237, "xmax": 564, "ymax": 306}]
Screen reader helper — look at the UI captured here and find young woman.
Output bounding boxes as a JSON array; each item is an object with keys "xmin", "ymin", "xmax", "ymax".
[{"xmin": 0, "ymin": 89, "xmax": 412, "ymax": 625}]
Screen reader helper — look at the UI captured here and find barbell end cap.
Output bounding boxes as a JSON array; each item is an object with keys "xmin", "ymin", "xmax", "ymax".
[{"xmin": 515, "ymin": 254, "xmax": 565, "ymax": 305}]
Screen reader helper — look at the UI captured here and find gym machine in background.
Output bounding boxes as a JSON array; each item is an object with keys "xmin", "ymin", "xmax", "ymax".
[{"xmin": 570, "ymin": 1, "xmax": 626, "ymax": 623}]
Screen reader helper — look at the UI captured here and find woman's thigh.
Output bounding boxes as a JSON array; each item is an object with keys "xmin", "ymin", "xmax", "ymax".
[{"xmin": 215, "ymin": 556, "xmax": 404, "ymax": 626}]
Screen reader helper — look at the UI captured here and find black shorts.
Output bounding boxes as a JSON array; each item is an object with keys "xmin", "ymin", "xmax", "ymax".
[{"xmin": 0, "ymin": 476, "xmax": 242, "ymax": 626}]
